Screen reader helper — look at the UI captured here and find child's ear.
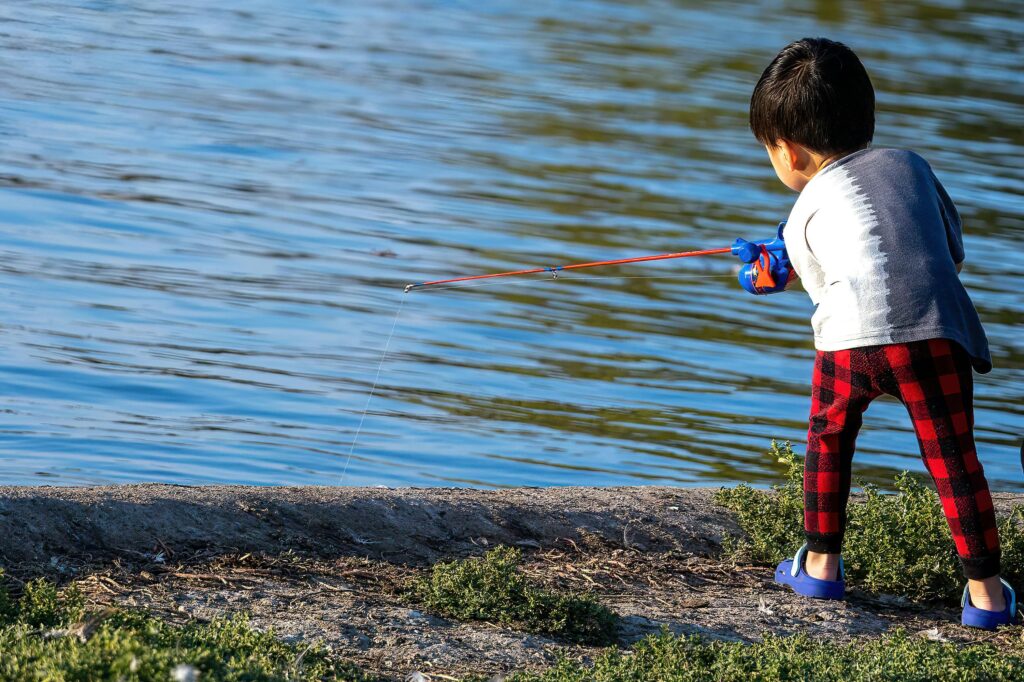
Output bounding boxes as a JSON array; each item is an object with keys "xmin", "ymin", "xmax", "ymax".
[{"xmin": 777, "ymin": 139, "xmax": 801, "ymax": 171}]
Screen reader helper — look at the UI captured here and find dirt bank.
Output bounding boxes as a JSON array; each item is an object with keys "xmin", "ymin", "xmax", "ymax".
[
  {"xmin": 0, "ymin": 485, "xmax": 735, "ymax": 567},
  {"xmin": 1, "ymin": 485, "xmax": 1021, "ymax": 680}
]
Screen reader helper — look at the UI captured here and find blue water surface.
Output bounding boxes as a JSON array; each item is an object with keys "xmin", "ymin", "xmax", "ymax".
[{"xmin": 0, "ymin": 0, "xmax": 1020, "ymax": 490}]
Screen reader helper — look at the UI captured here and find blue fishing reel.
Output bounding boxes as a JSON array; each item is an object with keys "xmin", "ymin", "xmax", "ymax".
[{"xmin": 731, "ymin": 221, "xmax": 796, "ymax": 295}]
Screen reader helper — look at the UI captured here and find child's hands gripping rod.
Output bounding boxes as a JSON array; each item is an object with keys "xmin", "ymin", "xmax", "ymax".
[{"xmin": 732, "ymin": 221, "xmax": 797, "ymax": 295}]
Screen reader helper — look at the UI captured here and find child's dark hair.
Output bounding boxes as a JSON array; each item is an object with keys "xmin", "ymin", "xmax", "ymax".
[{"xmin": 750, "ymin": 37, "xmax": 874, "ymax": 156}]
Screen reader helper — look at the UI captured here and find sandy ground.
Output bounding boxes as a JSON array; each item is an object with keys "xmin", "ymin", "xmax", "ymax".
[{"xmin": 1, "ymin": 485, "xmax": 1021, "ymax": 680}]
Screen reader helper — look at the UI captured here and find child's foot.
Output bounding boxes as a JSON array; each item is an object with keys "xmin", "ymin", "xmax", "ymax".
[
  {"xmin": 962, "ymin": 579, "xmax": 1017, "ymax": 630},
  {"xmin": 775, "ymin": 544, "xmax": 845, "ymax": 600}
]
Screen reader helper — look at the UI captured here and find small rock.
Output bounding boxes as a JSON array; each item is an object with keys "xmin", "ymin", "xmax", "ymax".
[
  {"xmin": 919, "ymin": 627, "xmax": 948, "ymax": 642},
  {"xmin": 171, "ymin": 664, "xmax": 199, "ymax": 682}
]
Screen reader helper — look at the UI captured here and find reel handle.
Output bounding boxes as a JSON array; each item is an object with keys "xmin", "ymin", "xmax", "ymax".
[{"xmin": 731, "ymin": 222, "xmax": 796, "ymax": 295}]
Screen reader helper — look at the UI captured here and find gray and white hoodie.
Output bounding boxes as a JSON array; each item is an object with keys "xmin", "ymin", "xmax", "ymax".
[{"xmin": 782, "ymin": 147, "xmax": 991, "ymax": 373}]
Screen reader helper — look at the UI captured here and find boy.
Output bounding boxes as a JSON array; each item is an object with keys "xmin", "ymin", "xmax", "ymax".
[{"xmin": 749, "ymin": 37, "xmax": 1016, "ymax": 629}]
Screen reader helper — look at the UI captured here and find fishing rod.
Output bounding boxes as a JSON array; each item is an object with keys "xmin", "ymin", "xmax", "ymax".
[
  {"xmin": 341, "ymin": 223, "xmax": 795, "ymax": 484},
  {"xmin": 404, "ymin": 222, "xmax": 797, "ymax": 295}
]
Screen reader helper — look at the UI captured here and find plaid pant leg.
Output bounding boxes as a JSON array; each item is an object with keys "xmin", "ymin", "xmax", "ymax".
[
  {"xmin": 804, "ymin": 349, "xmax": 878, "ymax": 553},
  {"xmin": 883, "ymin": 338, "xmax": 1001, "ymax": 580}
]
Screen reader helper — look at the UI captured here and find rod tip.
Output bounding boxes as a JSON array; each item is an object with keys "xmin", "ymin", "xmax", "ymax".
[{"xmin": 404, "ymin": 284, "xmax": 414, "ymax": 293}]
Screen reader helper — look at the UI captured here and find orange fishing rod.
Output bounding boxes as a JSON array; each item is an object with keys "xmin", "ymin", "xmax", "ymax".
[{"xmin": 403, "ymin": 245, "xmax": 735, "ymax": 293}]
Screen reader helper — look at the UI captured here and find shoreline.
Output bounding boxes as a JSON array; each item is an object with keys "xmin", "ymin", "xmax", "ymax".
[
  {"xmin": 0, "ymin": 484, "xmax": 735, "ymax": 568},
  {"xmin": 2, "ymin": 484, "xmax": 1022, "ymax": 679}
]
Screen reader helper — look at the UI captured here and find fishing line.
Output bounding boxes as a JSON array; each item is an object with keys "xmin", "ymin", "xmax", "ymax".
[
  {"xmin": 338, "ymin": 291, "xmax": 406, "ymax": 485},
  {"xmin": 338, "ymin": 271, "xmax": 732, "ymax": 484}
]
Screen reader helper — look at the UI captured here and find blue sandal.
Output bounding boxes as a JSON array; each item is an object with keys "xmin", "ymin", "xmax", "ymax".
[
  {"xmin": 961, "ymin": 579, "xmax": 1018, "ymax": 630},
  {"xmin": 775, "ymin": 543, "xmax": 846, "ymax": 600}
]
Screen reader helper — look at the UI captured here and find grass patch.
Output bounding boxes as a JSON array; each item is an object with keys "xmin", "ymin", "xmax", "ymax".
[
  {"xmin": 0, "ymin": 569, "xmax": 369, "ymax": 681},
  {"xmin": 716, "ymin": 441, "xmax": 1024, "ymax": 602},
  {"xmin": 409, "ymin": 545, "xmax": 618, "ymax": 646},
  {"xmin": 511, "ymin": 627, "xmax": 1024, "ymax": 682}
]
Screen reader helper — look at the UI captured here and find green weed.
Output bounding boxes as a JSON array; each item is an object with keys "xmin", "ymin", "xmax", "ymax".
[
  {"xmin": 716, "ymin": 440, "xmax": 805, "ymax": 565},
  {"xmin": 409, "ymin": 545, "xmax": 618, "ymax": 646},
  {"xmin": 511, "ymin": 627, "xmax": 1024, "ymax": 682},
  {"xmin": 11, "ymin": 578, "xmax": 86, "ymax": 629},
  {"xmin": 0, "ymin": 568, "xmax": 13, "ymax": 624},
  {"xmin": 0, "ymin": 570, "xmax": 370, "ymax": 681},
  {"xmin": 716, "ymin": 441, "xmax": 1024, "ymax": 602}
]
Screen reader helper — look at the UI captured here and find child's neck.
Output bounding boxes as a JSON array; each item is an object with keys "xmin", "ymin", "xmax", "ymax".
[
  {"xmin": 768, "ymin": 140, "xmax": 865, "ymax": 192},
  {"xmin": 806, "ymin": 149, "xmax": 848, "ymax": 177},
  {"xmin": 785, "ymin": 143, "xmax": 861, "ymax": 192}
]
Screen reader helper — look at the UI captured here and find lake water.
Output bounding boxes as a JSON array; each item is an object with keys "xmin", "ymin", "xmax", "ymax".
[{"xmin": 0, "ymin": 1, "xmax": 1020, "ymax": 490}]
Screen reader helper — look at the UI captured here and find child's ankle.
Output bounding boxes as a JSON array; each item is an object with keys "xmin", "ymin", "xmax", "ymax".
[
  {"xmin": 805, "ymin": 550, "xmax": 841, "ymax": 581},
  {"xmin": 968, "ymin": 576, "xmax": 1007, "ymax": 612}
]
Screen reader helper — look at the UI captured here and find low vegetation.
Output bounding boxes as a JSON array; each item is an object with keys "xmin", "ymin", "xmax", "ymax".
[
  {"xmin": 716, "ymin": 440, "xmax": 1024, "ymax": 602},
  {"xmin": 511, "ymin": 627, "xmax": 1024, "ymax": 682},
  {"xmin": 3, "ymin": 443, "xmax": 1023, "ymax": 680},
  {"xmin": 0, "ymin": 568, "xmax": 369, "ymax": 682},
  {"xmin": 409, "ymin": 545, "xmax": 618, "ymax": 646}
]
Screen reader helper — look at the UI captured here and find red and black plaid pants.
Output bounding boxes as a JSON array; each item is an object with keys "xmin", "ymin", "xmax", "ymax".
[{"xmin": 804, "ymin": 338, "xmax": 1001, "ymax": 579}]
